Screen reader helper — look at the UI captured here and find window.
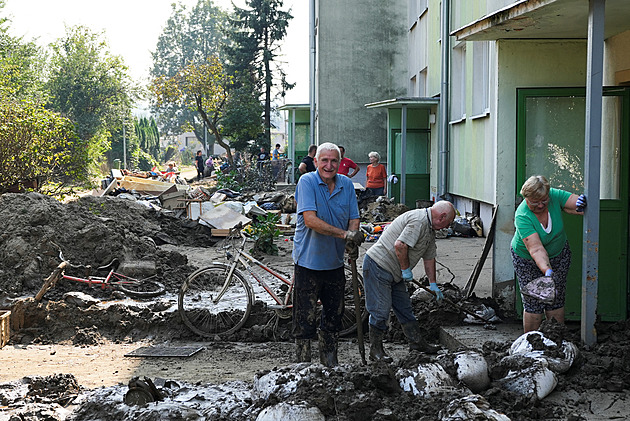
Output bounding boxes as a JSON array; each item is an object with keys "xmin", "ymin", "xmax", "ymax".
[
  {"xmin": 472, "ymin": 41, "xmax": 490, "ymax": 117},
  {"xmin": 450, "ymin": 42, "xmax": 466, "ymax": 122}
]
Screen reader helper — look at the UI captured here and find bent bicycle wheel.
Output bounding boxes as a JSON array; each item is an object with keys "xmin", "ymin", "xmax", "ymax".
[
  {"xmin": 178, "ymin": 263, "xmax": 253, "ymax": 338},
  {"xmin": 339, "ymin": 264, "xmax": 368, "ymax": 337},
  {"xmin": 117, "ymin": 278, "xmax": 166, "ymax": 298}
]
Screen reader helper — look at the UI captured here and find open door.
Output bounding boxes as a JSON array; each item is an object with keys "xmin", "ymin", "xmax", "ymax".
[{"xmin": 516, "ymin": 87, "xmax": 629, "ymax": 321}]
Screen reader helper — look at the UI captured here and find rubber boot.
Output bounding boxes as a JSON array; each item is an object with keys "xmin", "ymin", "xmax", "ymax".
[
  {"xmin": 295, "ymin": 339, "xmax": 311, "ymax": 363},
  {"xmin": 401, "ymin": 322, "xmax": 440, "ymax": 354},
  {"xmin": 369, "ymin": 325, "xmax": 393, "ymax": 363},
  {"xmin": 318, "ymin": 330, "xmax": 339, "ymax": 367}
]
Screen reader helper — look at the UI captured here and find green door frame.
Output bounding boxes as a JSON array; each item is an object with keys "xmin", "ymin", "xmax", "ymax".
[{"xmin": 516, "ymin": 87, "xmax": 630, "ymax": 321}]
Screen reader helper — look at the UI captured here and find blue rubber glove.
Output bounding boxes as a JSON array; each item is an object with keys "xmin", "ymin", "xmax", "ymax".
[
  {"xmin": 429, "ymin": 283, "xmax": 444, "ymax": 302},
  {"xmin": 545, "ymin": 268, "xmax": 553, "ymax": 277},
  {"xmin": 401, "ymin": 268, "xmax": 413, "ymax": 281},
  {"xmin": 576, "ymin": 194, "xmax": 587, "ymax": 212}
]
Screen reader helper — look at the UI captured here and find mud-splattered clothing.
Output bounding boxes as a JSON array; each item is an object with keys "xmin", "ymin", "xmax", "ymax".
[
  {"xmin": 292, "ymin": 170, "xmax": 359, "ymax": 338},
  {"xmin": 292, "ymin": 265, "xmax": 345, "ymax": 339},
  {"xmin": 363, "ymin": 208, "xmax": 437, "ymax": 330}
]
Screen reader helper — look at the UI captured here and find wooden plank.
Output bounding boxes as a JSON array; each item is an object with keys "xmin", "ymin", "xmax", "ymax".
[
  {"xmin": 463, "ymin": 205, "xmax": 498, "ymax": 298},
  {"xmin": 211, "ymin": 229, "xmax": 231, "ymax": 237}
]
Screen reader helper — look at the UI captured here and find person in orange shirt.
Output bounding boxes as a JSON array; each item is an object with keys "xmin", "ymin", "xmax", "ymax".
[{"xmin": 366, "ymin": 151, "xmax": 387, "ymax": 196}]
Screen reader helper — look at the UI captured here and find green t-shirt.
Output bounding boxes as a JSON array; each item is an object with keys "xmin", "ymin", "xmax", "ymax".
[{"xmin": 511, "ymin": 188, "xmax": 572, "ymax": 259}]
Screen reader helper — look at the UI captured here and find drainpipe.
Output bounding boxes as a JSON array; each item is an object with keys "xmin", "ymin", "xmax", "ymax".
[
  {"xmin": 309, "ymin": 0, "xmax": 316, "ymax": 145},
  {"xmin": 438, "ymin": 0, "xmax": 450, "ymax": 198}
]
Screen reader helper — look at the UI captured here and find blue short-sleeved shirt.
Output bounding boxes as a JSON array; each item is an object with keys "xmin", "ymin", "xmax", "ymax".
[{"xmin": 292, "ymin": 171, "xmax": 360, "ymax": 270}]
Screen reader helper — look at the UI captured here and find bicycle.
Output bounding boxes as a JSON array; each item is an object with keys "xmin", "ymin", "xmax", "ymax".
[
  {"xmin": 178, "ymin": 230, "xmax": 368, "ymax": 338},
  {"xmin": 35, "ymin": 247, "xmax": 166, "ymax": 301}
]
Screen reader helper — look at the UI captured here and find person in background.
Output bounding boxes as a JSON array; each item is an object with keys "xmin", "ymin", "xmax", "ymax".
[
  {"xmin": 363, "ymin": 201, "xmax": 456, "ymax": 362},
  {"xmin": 365, "ymin": 151, "xmax": 387, "ymax": 196},
  {"xmin": 292, "ymin": 142, "xmax": 363, "ymax": 367},
  {"xmin": 164, "ymin": 161, "xmax": 178, "ymax": 173},
  {"xmin": 194, "ymin": 150, "xmax": 204, "ymax": 181},
  {"xmin": 271, "ymin": 143, "xmax": 282, "ymax": 180},
  {"xmin": 511, "ymin": 175, "xmax": 587, "ymax": 333},
  {"xmin": 298, "ymin": 144, "xmax": 317, "ymax": 174},
  {"xmin": 337, "ymin": 146, "xmax": 360, "ymax": 178},
  {"xmin": 257, "ymin": 146, "xmax": 269, "ymax": 172}
]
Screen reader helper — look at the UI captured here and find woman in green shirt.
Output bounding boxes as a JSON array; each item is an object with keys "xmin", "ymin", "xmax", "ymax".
[{"xmin": 511, "ymin": 175, "xmax": 586, "ymax": 333}]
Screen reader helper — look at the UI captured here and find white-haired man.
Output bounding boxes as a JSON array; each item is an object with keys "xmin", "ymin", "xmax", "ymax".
[
  {"xmin": 363, "ymin": 200, "xmax": 456, "ymax": 362},
  {"xmin": 292, "ymin": 142, "xmax": 363, "ymax": 367}
]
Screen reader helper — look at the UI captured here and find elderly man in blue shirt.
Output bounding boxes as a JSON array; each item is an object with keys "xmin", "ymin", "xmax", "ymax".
[{"xmin": 292, "ymin": 142, "xmax": 364, "ymax": 367}]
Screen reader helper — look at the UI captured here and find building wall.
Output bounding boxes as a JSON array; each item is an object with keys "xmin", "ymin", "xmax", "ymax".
[
  {"xmin": 604, "ymin": 30, "xmax": 630, "ymax": 85},
  {"xmin": 316, "ymin": 0, "xmax": 408, "ymax": 162}
]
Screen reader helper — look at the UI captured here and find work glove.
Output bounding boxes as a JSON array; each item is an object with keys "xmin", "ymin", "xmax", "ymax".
[
  {"xmin": 345, "ymin": 242, "xmax": 359, "ymax": 260},
  {"xmin": 345, "ymin": 230, "xmax": 365, "ymax": 246},
  {"xmin": 576, "ymin": 194, "xmax": 587, "ymax": 212},
  {"xmin": 401, "ymin": 268, "xmax": 414, "ymax": 282},
  {"xmin": 545, "ymin": 268, "xmax": 553, "ymax": 277},
  {"xmin": 429, "ymin": 283, "xmax": 444, "ymax": 302}
]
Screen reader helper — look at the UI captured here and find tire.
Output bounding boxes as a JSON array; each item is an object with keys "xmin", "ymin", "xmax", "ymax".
[
  {"xmin": 178, "ymin": 263, "xmax": 253, "ymax": 338},
  {"xmin": 117, "ymin": 278, "xmax": 166, "ymax": 298},
  {"xmin": 339, "ymin": 264, "xmax": 369, "ymax": 337}
]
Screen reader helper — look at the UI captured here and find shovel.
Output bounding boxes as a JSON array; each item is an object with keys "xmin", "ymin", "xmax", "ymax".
[
  {"xmin": 411, "ymin": 279, "xmax": 495, "ymax": 324},
  {"xmin": 350, "ymin": 258, "xmax": 366, "ymax": 364}
]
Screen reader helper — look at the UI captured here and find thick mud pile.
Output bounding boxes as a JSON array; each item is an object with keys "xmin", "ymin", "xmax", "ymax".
[{"xmin": 0, "ymin": 192, "xmax": 214, "ymax": 299}]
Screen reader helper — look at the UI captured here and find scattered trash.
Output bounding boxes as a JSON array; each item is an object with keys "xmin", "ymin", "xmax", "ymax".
[
  {"xmin": 510, "ymin": 331, "xmax": 578, "ymax": 374},
  {"xmin": 439, "ymin": 394, "xmax": 510, "ymax": 421}
]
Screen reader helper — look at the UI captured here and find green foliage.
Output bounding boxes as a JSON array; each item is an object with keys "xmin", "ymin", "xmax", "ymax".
[
  {"xmin": 150, "ymin": 55, "xmax": 237, "ymax": 163},
  {"xmin": 248, "ymin": 213, "xmax": 280, "ymax": 255},
  {"xmin": 133, "ymin": 149, "xmax": 160, "ymax": 172},
  {"xmin": 45, "ymin": 25, "xmax": 137, "ymax": 180},
  {"xmin": 0, "ymin": 98, "xmax": 80, "ymax": 194},
  {"xmin": 225, "ymin": 0, "xmax": 294, "ymax": 144},
  {"xmin": 151, "ymin": 0, "xmax": 228, "ymax": 144},
  {"xmin": 215, "ymin": 169, "xmax": 242, "ymax": 191}
]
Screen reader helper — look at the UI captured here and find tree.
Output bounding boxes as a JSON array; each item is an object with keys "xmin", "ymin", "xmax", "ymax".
[
  {"xmin": 0, "ymin": 99, "xmax": 79, "ymax": 194},
  {"xmin": 45, "ymin": 25, "xmax": 137, "ymax": 180},
  {"xmin": 226, "ymin": 0, "xmax": 294, "ymax": 145},
  {"xmin": 151, "ymin": 0, "xmax": 227, "ymax": 147},
  {"xmin": 151, "ymin": 56, "xmax": 236, "ymax": 163}
]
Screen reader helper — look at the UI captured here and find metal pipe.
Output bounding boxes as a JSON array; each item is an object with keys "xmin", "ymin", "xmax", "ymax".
[
  {"xmin": 401, "ymin": 105, "xmax": 407, "ymax": 206},
  {"xmin": 438, "ymin": 0, "xmax": 450, "ymax": 198},
  {"xmin": 581, "ymin": 0, "xmax": 605, "ymax": 346},
  {"xmin": 309, "ymin": 0, "xmax": 316, "ymax": 145}
]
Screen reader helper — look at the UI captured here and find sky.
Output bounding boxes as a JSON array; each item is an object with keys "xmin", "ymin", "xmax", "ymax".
[{"xmin": 3, "ymin": 0, "xmax": 309, "ymax": 106}]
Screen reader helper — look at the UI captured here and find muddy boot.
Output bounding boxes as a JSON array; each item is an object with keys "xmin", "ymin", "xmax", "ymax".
[
  {"xmin": 318, "ymin": 330, "xmax": 339, "ymax": 367},
  {"xmin": 369, "ymin": 325, "xmax": 393, "ymax": 363},
  {"xmin": 401, "ymin": 322, "xmax": 440, "ymax": 354},
  {"xmin": 295, "ymin": 339, "xmax": 311, "ymax": 363}
]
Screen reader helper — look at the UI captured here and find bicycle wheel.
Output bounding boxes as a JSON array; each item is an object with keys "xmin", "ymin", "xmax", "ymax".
[
  {"xmin": 339, "ymin": 263, "xmax": 368, "ymax": 337},
  {"xmin": 117, "ymin": 277, "xmax": 166, "ymax": 298},
  {"xmin": 178, "ymin": 263, "xmax": 253, "ymax": 338}
]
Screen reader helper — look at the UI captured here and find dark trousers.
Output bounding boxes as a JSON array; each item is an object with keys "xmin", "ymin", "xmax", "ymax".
[{"xmin": 292, "ymin": 264, "xmax": 345, "ymax": 339}]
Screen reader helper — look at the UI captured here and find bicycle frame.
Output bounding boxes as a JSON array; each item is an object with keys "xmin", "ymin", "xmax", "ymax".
[
  {"xmin": 219, "ymin": 235, "xmax": 294, "ymax": 309},
  {"xmin": 62, "ymin": 269, "xmax": 137, "ymax": 289}
]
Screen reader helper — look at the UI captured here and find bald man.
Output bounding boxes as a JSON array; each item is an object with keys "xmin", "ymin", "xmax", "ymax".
[{"xmin": 363, "ymin": 200, "xmax": 456, "ymax": 362}]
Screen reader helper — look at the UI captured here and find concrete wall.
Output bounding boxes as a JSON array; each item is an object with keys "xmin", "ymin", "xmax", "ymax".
[
  {"xmin": 604, "ymin": 30, "xmax": 630, "ymax": 85},
  {"xmin": 316, "ymin": 0, "xmax": 407, "ymax": 162}
]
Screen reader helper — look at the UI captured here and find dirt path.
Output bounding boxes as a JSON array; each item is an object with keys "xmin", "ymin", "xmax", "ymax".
[{"xmin": 0, "ymin": 340, "xmax": 408, "ymax": 389}]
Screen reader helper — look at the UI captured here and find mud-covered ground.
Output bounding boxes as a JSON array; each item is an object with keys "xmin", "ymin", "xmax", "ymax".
[{"xmin": 0, "ymin": 192, "xmax": 629, "ymax": 420}]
